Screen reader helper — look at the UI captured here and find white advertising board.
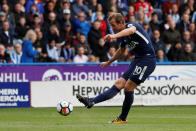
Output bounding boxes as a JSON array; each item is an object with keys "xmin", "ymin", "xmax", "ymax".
[{"xmin": 31, "ymin": 80, "xmax": 196, "ymax": 107}]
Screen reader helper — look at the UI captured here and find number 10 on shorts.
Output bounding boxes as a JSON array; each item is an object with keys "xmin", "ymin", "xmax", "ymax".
[{"xmin": 133, "ymin": 66, "xmax": 147, "ymax": 80}]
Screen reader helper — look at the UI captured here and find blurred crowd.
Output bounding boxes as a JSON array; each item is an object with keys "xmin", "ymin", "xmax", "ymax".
[{"xmin": 0, "ymin": 0, "xmax": 195, "ymax": 64}]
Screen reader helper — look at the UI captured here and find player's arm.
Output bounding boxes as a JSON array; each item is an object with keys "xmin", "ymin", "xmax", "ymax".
[
  {"xmin": 104, "ymin": 26, "xmax": 136, "ymax": 42},
  {"xmin": 100, "ymin": 47, "xmax": 125, "ymax": 68}
]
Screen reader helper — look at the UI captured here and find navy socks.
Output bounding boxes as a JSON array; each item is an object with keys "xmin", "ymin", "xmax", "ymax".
[
  {"xmin": 119, "ymin": 91, "xmax": 134, "ymax": 121},
  {"xmin": 92, "ymin": 85, "xmax": 120, "ymax": 104},
  {"xmin": 92, "ymin": 85, "xmax": 134, "ymax": 121}
]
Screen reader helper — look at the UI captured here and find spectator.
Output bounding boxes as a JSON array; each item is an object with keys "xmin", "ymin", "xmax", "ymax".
[
  {"xmin": 0, "ymin": 44, "xmax": 11, "ymax": 63},
  {"xmin": 117, "ymin": 0, "xmax": 129, "ymax": 16},
  {"xmin": 95, "ymin": 11, "xmax": 107, "ymax": 37},
  {"xmin": 57, "ymin": 1, "xmax": 70, "ymax": 23},
  {"xmin": 132, "ymin": 15, "xmax": 138, "ymax": 22},
  {"xmin": 43, "ymin": 12, "xmax": 60, "ymax": 32},
  {"xmin": 135, "ymin": 10, "xmax": 145, "ymax": 25},
  {"xmin": 71, "ymin": 0, "xmax": 91, "ymax": 20},
  {"xmin": 107, "ymin": 46, "xmax": 118, "ymax": 63},
  {"xmin": 167, "ymin": 41, "xmax": 184, "ymax": 61},
  {"xmin": 60, "ymin": 1, "xmax": 70, "ymax": 11},
  {"xmin": 102, "ymin": 0, "xmax": 122, "ymax": 15},
  {"xmin": 183, "ymin": 6, "xmax": 191, "ymax": 16},
  {"xmin": 0, "ymin": 11, "xmax": 7, "ymax": 27},
  {"xmin": 34, "ymin": 28, "xmax": 45, "ymax": 49},
  {"xmin": 134, "ymin": 0, "xmax": 153, "ymax": 18},
  {"xmin": 73, "ymin": 46, "xmax": 88, "ymax": 63},
  {"xmin": 125, "ymin": 5, "xmax": 135, "ymax": 22},
  {"xmin": 45, "ymin": 39, "xmax": 59, "ymax": 62},
  {"xmin": 59, "ymin": 9, "xmax": 71, "ymax": 26},
  {"xmin": 21, "ymin": 29, "xmax": 39, "ymax": 63},
  {"xmin": 45, "ymin": 25, "xmax": 61, "ymax": 45},
  {"xmin": 6, "ymin": 44, "xmax": 14, "ymax": 55},
  {"xmin": 56, "ymin": 42, "xmax": 63, "ymax": 60},
  {"xmin": 143, "ymin": 21, "xmax": 153, "ymax": 39},
  {"xmin": 44, "ymin": 1, "xmax": 56, "ymax": 21},
  {"xmin": 179, "ymin": 0, "xmax": 195, "ymax": 17},
  {"xmin": 128, "ymin": 5, "xmax": 135, "ymax": 16},
  {"xmin": 162, "ymin": 0, "xmax": 177, "ymax": 15},
  {"xmin": 0, "ymin": 21, "xmax": 14, "ymax": 47},
  {"xmin": 91, "ymin": 3, "xmax": 105, "ymax": 23},
  {"xmin": 13, "ymin": 3, "xmax": 26, "ymax": 25},
  {"xmin": 151, "ymin": 30, "xmax": 165, "ymax": 52},
  {"xmin": 60, "ymin": 21, "xmax": 73, "ymax": 43},
  {"xmin": 1, "ymin": 4, "xmax": 15, "ymax": 28},
  {"xmin": 60, "ymin": 41, "xmax": 75, "ymax": 63},
  {"xmin": 135, "ymin": 6, "xmax": 150, "ymax": 22},
  {"xmin": 50, "ymin": 0, "xmax": 59, "ymax": 13},
  {"xmin": 91, "ymin": 10, "xmax": 105, "ymax": 23},
  {"xmin": 30, "ymin": 14, "xmax": 42, "ymax": 29},
  {"xmin": 149, "ymin": 12, "xmax": 160, "ymax": 32},
  {"xmin": 182, "ymin": 30, "xmax": 194, "ymax": 48},
  {"xmin": 26, "ymin": 4, "xmax": 44, "ymax": 27},
  {"xmin": 179, "ymin": 43, "xmax": 196, "ymax": 62},
  {"xmin": 192, "ymin": 11, "xmax": 196, "ymax": 23},
  {"xmin": 75, "ymin": 33, "xmax": 91, "ymax": 55},
  {"xmin": 176, "ymin": 14, "xmax": 190, "ymax": 34},
  {"xmin": 161, "ymin": 14, "xmax": 173, "ymax": 31},
  {"xmin": 15, "ymin": 16, "xmax": 28, "ymax": 39},
  {"xmin": 93, "ymin": 38, "xmax": 108, "ymax": 62},
  {"xmin": 156, "ymin": 48, "xmax": 168, "ymax": 62},
  {"xmin": 0, "ymin": 11, "xmax": 14, "ymax": 34},
  {"xmin": 34, "ymin": 29, "xmax": 45, "ymax": 62},
  {"xmin": 0, "ymin": 0, "xmax": 15, "ymax": 12},
  {"xmin": 88, "ymin": 54, "xmax": 99, "ymax": 63},
  {"xmin": 88, "ymin": 0, "xmax": 98, "ymax": 13},
  {"xmin": 110, "ymin": 0, "xmax": 122, "ymax": 13},
  {"xmin": 72, "ymin": 31, "xmax": 81, "ymax": 46},
  {"xmin": 162, "ymin": 20, "xmax": 181, "ymax": 53},
  {"xmin": 91, "ymin": 4, "xmax": 105, "ymax": 23},
  {"xmin": 10, "ymin": 42, "xmax": 22, "ymax": 64},
  {"xmin": 73, "ymin": 12, "xmax": 90, "ymax": 38},
  {"xmin": 19, "ymin": 0, "xmax": 26, "ymax": 13},
  {"xmin": 127, "ymin": 14, "xmax": 136, "ymax": 23},
  {"xmin": 25, "ymin": 0, "xmax": 45, "ymax": 14},
  {"xmin": 171, "ymin": 3, "xmax": 180, "ymax": 24},
  {"xmin": 88, "ymin": 20, "xmax": 102, "ymax": 55},
  {"xmin": 188, "ymin": 23, "xmax": 196, "ymax": 43}
]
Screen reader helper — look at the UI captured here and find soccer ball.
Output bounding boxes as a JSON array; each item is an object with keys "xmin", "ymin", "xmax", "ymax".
[{"xmin": 57, "ymin": 100, "xmax": 73, "ymax": 116}]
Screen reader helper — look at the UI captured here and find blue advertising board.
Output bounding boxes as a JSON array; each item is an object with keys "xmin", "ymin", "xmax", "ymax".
[{"xmin": 0, "ymin": 82, "xmax": 30, "ymax": 108}]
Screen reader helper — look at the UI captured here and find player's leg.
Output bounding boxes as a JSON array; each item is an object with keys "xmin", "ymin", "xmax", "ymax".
[
  {"xmin": 77, "ymin": 78, "xmax": 126, "ymax": 108},
  {"xmin": 118, "ymin": 79, "xmax": 136, "ymax": 121},
  {"xmin": 111, "ymin": 58, "xmax": 156, "ymax": 123},
  {"xmin": 92, "ymin": 77, "xmax": 126, "ymax": 104},
  {"xmin": 110, "ymin": 80, "xmax": 136, "ymax": 124},
  {"xmin": 77, "ymin": 64, "xmax": 134, "ymax": 108}
]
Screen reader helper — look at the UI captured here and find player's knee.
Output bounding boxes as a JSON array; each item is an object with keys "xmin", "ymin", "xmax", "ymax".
[
  {"xmin": 124, "ymin": 80, "xmax": 137, "ymax": 92},
  {"xmin": 124, "ymin": 86, "xmax": 135, "ymax": 92},
  {"xmin": 114, "ymin": 78, "xmax": 126, "ymax": 90}
]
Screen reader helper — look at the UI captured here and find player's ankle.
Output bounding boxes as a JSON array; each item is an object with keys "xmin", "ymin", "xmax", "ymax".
[{"xmin": 119, "ymin": 116, "xmax": 126, "ymax": 121}]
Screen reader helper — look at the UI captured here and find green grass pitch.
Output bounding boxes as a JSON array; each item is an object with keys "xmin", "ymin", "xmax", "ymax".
[{"xmin": 0, "ymin": 106, "xmax": 196, "ymax": 131}]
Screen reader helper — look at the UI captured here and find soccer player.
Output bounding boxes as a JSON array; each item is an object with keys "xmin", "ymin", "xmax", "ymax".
[{"xmin": 76, "ymin": 13, "xmax": 156, "ymax": 123}]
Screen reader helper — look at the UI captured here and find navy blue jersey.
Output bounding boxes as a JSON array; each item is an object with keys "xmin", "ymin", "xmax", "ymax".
[{"xmin": 119, "ymin": 22, "xmax": 156, "ymax": 58}]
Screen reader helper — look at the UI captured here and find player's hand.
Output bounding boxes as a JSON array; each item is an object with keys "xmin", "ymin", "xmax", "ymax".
[
  {"xmin": 100, "ymin": 61, "xmax": 110, "ymax": 68},
  {"xmin": 104, "ymin": 34, "xmax": 115, "ymax": 43}
]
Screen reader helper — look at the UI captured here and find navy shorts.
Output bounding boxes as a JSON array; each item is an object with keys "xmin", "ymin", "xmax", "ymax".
[{"xmin": 122, "ymin": 57, "xmax": 156, "ymax": 85}]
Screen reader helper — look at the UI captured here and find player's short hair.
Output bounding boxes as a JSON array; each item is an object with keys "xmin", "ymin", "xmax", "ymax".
[{"xmin": 108, "ymin": 13, "xmax": 125, "ymax": 24}]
